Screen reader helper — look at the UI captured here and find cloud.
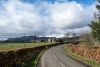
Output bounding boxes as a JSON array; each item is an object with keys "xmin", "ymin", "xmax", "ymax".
[
  {"xmin": 0, "ymin": 0, "xmax": 96, "ymax": 39},
  {"xmin": 0, "ymin": 0, "xmax": 44, "ymax": 36},
  {"xmin": 39, "ymin": 1, "xmax": 96, "ymax": 36},
  {"xmin": 49, "ymin": 2, "xmax": 95, "ymax": 28}
]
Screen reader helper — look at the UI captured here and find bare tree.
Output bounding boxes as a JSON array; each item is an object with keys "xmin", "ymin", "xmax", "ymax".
[{"xmin": 81, "ymin": 32, "xmax": 95, "ymax": 46}]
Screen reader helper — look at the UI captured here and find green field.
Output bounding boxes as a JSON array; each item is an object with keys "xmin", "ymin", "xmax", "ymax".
[{"xmin": 0, "ymin": 42, "xmax": 55, "ymax": 52}]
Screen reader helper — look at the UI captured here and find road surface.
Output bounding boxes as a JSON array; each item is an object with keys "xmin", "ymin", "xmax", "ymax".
[{"xmin": 39, "ymin": 45, "xmax": 87, "ymax": 67}]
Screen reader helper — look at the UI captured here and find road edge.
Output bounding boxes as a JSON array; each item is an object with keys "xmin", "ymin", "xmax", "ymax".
[{"xmin": 64, "ymin": 46, "xmax": 92, "ymax": 67}]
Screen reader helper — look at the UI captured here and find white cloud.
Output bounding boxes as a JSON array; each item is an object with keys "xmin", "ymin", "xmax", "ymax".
[
  {"xmin": 0, "ymin": 0, "xmax": 44, "ymax": 36},
  {"xmin": 40, "ymin": 1, "xmax": 96, "ymax": 36},
  {"xmin": 48, "ymin": 2, "xmax": 95, "ymax": 29},
  {"xmin": 0, "ymin": 0, "xmax": 96, "ymax": 38}
]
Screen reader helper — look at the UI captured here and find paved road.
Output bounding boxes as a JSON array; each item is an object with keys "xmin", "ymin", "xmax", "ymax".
[{"xmin": 39, "ymin": 45, "xmax": 87, "ymax": 67}]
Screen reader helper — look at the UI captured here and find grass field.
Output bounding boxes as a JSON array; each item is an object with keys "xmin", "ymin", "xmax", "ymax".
[{"xmin": 0, "ymin": 42, "xmax": 55, "ymax": 52}]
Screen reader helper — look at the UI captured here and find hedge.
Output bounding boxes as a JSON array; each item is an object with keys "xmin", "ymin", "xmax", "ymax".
[{"xmin": 0, "ymin": 43, "xmax": 62, "ymax": 67}]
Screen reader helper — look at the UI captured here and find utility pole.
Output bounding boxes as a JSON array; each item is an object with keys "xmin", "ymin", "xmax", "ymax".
[
  {"xmin": 34, "ymin": 34, "xmax": 37, "ymax": 42},
  {"xmin": 24, "ymin": 34, "xmax": 26, "ymax": 48}
]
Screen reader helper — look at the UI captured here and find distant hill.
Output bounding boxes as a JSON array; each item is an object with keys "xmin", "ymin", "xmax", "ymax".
[{"xmin": 1, "ymin": 36, "xmax": 55, "ymax": 43}]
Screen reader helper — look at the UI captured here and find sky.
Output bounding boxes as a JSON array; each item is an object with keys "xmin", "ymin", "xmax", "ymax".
[{"xmin": 0, "ymin": 0, "xmax": 96, "ymax": 40}]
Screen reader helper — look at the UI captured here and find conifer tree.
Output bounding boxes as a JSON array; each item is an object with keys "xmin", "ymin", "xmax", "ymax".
[{"xmin": 89, "ymin": 0, "xmax": 100, "ymax": 41}]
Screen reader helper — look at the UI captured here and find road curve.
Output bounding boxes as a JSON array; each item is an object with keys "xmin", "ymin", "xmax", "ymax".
[{"xmin": 39, "ymin": 45, "xmax": 86, "ymax": 67}]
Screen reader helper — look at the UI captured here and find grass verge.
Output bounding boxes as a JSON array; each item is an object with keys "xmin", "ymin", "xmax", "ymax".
[
  {"xmin": 64, "ymin": 46, "xmax": 100, "ymax": 67},
  {"xmin": 22, "ymin": 49, "xmax": 46, "ymax": 67}
]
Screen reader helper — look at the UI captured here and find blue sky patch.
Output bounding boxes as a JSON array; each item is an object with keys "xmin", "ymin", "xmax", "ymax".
[{"xmin": 21, "ymin": 0, "xmax": 95, "ymax": 5}]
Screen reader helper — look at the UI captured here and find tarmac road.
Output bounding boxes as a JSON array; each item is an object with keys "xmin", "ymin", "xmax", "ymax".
[{"xmin": 39, "ymin": 45, "xmax": 87, "ymax": 67}]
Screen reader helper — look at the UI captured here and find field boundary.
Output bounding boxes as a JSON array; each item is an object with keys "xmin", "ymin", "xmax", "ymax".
[
  {"xmin": 64, "ymin": 44, "xmax": 100, "ymax": 67},
  {"xmin": 0, "ymin": 42, "xmax": 62, "ymax": 67},
  {"xmin": 64, "ymin": 47, "xmax": 91, "ymax": 67}
]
